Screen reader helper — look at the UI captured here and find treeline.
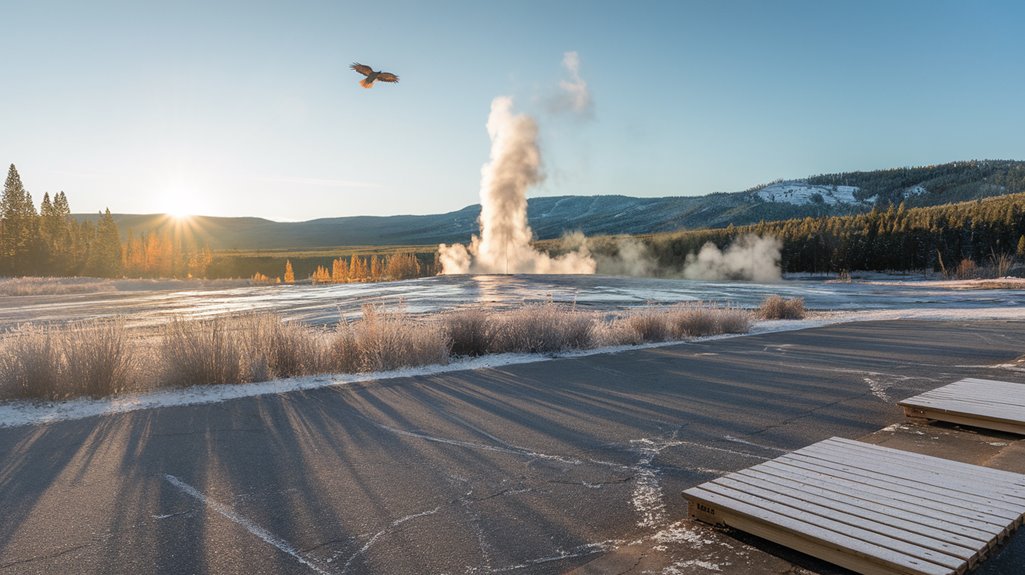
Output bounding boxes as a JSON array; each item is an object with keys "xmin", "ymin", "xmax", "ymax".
[
  {"xmin": 122, "ymin": 233, "xmax": 213, "ymax": 278},
  {"xmin": 253, "ymin": 252, "xmax": 436, "ymax": 284},
  {"xmin": 645, "ymin": 192, "xmax": 1025, "ymax": 274},
  {"xmin": 0, "ymin": 164, "xmax": 122, "ymax": 277}
]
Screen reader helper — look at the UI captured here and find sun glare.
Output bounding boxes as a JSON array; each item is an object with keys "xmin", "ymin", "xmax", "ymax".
[{"xmin": 160, "ymin": 184, "xmax": 207, "ymax": 220}]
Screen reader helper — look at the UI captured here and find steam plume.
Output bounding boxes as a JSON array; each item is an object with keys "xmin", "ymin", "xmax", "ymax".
[
  {"xmin": 550, "ymin": 51, "xmax": 593, "ymax": 117},
  {"xmin": 439, "ymin": 98, "xmax": 596, "ymax": 274},
  {"xmin": 682, "ymin": 235, "xmax": 782, "ymax": 282}
]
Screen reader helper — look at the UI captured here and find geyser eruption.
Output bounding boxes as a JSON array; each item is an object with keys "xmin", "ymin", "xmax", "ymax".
[{"xmin": 439, "ymin": 97, "xmax": 596, "ymax": 274}]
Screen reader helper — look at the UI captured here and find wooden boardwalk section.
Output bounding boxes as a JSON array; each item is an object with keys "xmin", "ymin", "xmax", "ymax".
[
  {"xmin": 900, "ymin": 378, "xmax": 1025, "ymax": 435},
  {"xmin": 683, "ymin": 437, "xmax": 1025, "ymax": 575}
]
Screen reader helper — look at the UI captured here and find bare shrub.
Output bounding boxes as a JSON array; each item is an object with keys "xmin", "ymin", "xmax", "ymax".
[
  {"xmin": 990, "ymin": 252, "xmax": 1014, "ymax": 278},
  {"xmin": 955, "ymin": 258, "xmax": 979, "ymax": 280},
  {"xmin": 444, "ymin": 308, "xmax": 496, "ymax": 356},
  {"xmin": 492, "ymin": 303, "xmax": 595, "ymax": 354},
  {"xmin": 758, "ymin": 295, "xmax": 806, "ymax": 320},
  {"xmin": 345, "ymin": 305, "xmax": 451, "ymax": 372},
  {"xmin": 0, "ymin": 320, "xmax": 136, "ymax": 400}
]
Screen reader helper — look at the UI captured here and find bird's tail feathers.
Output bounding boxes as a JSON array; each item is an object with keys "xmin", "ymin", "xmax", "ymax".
[{"xmin": 360, "ymin": 78, "xmax": 374, "ymax": 89}]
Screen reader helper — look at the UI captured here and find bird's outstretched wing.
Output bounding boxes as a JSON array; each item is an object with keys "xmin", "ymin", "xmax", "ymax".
[
  {"xmin": 350, "ymin": 63, "xmax": 373, "ymax": 76},
  {"xmin": 376, "ymin": 72, "xmax": 399, "ymax": 83}
]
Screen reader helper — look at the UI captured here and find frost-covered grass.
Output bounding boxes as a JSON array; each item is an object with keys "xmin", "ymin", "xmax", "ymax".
[
  {"xmin": 0, "ymin": 277, "xmax": 116, "ymax": 296},
  {"xmin": 758, "ymin": 295, "xmax": 806, "ymax": 320},
  {"xmin": 343, "ymin": 305, "xmax": 450, "ymax": 372},
  {"xmin": 0, "ymin": 319, "xmax": 137, "ymax": 400},
  {"xmin": 0, "ymin": 302, "xmax": 752, "ymax": 402}
]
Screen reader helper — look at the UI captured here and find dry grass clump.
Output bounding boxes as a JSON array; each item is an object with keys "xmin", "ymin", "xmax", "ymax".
[
  {"xmin": 625, "ymin": 308, "xmax": 673, "ymax": 342},
  {"xmin": 162, "ymin": 316, "xmax": 247, "ymax": 387},
  {"xmin": 444, "ymin": 308, "xmax": 496, "ymax": 357},
  {"xmin": 240, "ymin": 314, "xmax": 330, "ymax": 380},
  {"xmin": 0, "ymin": 301, "xmax": 757, "ymax": 403},
  {"xmin": 0, "ymin": 320, "xmax": 136, "ymax": 400},
  {"xmin": 592, "ymin": 316, "xmax": 643, "ymax": 347},
  {"xmin": 341, "ymin": 305, "xmax": 450, "ymax": 372},
  {"xmin": 758, "ymin": 295, "xmax": 806, "ymax": 320},
  {"xmin": 491, "ymin": 303, "xmax": 595, "ymax": 354},
  {"xmin": 162, "ymin": 314, "xmax": 335, "ymax": 386},
  {"xmin": 711, "ymin": 306, "xmax": 754, "ymax": 334}
]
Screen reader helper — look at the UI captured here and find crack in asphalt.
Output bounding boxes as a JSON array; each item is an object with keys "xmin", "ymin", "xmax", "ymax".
[
  {"xmin": 339, "ymin": 506, "xmax": 441, "ymax": 574},
  {"xmin": 0, "ymin": 542, "xmax": 93, "ymax": 570}
]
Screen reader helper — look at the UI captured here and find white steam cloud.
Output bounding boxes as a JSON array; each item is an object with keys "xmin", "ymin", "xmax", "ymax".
[
  {"xmin": 438, "ymin": 97, "xmax": 596, "ymax": 274},
  {"xmin": 681, "ymin": 235, "xmax": 782, "ymax": 282},
  {"xmin": 550, "ymin": 51, "xmax": 593, "ymax": 117}
]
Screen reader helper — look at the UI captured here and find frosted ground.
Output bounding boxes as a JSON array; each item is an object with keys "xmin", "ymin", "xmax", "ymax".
[
  {"xmin": 2, "ymin": 274, "xmax": 1024, "ymax": 428},
  {"xmin": 2, "ymin": 274, "xmax": 1024, "ymax": 329}
]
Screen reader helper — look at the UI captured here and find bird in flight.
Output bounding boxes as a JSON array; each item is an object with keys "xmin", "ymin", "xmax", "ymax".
[{"xmin": 350, "ymin": 63, "xmax": 399, "ymax": 89}]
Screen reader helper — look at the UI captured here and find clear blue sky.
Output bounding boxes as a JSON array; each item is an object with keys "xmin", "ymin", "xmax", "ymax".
[{"xmin": 2, "ymin": 0, "xmax": 1023, "ymax": 220}]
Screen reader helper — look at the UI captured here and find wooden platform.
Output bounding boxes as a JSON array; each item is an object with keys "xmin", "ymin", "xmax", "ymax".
[
  {"xmin": 683, "ymin": 437, "xmax": 1025, "ymax": 575},
  {"xmin": 900, "ymin": 378, "xmax": 1025, "ymax": 435}
]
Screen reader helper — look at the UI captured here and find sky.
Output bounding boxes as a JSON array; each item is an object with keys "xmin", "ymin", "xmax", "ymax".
[{"xmin": 2, "ymin": 0, "xmax": 1024, "ymax": 221}]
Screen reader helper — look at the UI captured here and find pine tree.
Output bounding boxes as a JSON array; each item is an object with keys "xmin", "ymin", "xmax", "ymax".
[
  {"xmin": 86, "ymin": 209, "xmax": 122, "ymax": 277},
  {"xmin": 284, "ymin": 259, "xmax": 295, "ymax": 283},
  {"xmin": 0, "ymin": 164, "xmax": 38, "ymax": 274}
]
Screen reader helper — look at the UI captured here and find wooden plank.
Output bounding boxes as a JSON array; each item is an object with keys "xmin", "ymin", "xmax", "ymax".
[
  {"xmin": 824, "ymin": 437, "xmax": 1025, "ymax": 486},
  {"xmin": 763, "ymin": 460, "xmax": 1011, "ymax": 535},
  {"xmin": 799, "ymin": 443, "xmax": 1025, "ymax": 505},
  {"xmin": 778, "ymin": 454, "xmax": 1022, "ymax": 523},
  {"xmin": 910, "ymin": 390, "xmax": 1025, "ymax": 409},
  {"xmin": 712, "ymin": 476, "xmax": 980, "ymax": 565},
  {"xmin": 898, "ymin": 379, "xmax": 1025, "ymax": 435},
  {"xmin": 809, "ymin": 440, "xmax": 1025, "ymax": 494},
  {"xmin": 902, "ymin": 406, "xmax": 1025, "ymax": 436},
  {"xmin": 732, "ymin": 468, "xmax": 993, "ymax": 549},
  {"xmin": 698, "ymin": 481, "xmax": 967, "ymax": 570},
  {"xmin": 749, "ymin": 462, "xmax": 1005, "ymax": 541},
  {"xmin": 684, "ymin": 486, "xmax": 958, "ymax": 575},
  {"xmin": 827, "ymin": 437, "xmax": 1025, "ymax": 485},
  {"xmin": 899, "ymin": 397, "xmax": 1025, "ymax": 421}
]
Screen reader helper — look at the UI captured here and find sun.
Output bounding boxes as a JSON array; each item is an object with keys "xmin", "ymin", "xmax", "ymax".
[{"xmin": 159, "ymin": 184, "xmax": 207, "ymax": 219}]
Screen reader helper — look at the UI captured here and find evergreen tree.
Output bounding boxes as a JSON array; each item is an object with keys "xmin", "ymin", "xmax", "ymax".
[
  {"xmin": 0, "ymin": 164, "xmax": 38, "ymax": 274},
  {"xmin": 85, "ymin": 209, "xmax": 122, "ymax": 277}
]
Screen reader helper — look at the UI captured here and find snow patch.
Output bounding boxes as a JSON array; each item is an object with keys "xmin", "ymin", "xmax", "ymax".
[
  {"xmin": 755, "ymin": 182, "xmax": 863, "ymax": 206},
  {"xmin": 903, "ymin": 185, "xmax": 928, "ymax": 197},
  {"xmin": 663, "ymin": 559, "xmax": 724, "ymax": 573}
]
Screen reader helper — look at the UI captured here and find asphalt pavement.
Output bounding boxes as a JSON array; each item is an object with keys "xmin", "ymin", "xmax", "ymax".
[{"xmin": 2, "ymin": 319, "xmax": 1025, "ymax": 574}]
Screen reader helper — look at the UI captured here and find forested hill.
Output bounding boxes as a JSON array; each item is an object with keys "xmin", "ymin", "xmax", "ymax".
[{"xmin": 74, "ymin": 160, "xmax": 1025, "ymax": 249}]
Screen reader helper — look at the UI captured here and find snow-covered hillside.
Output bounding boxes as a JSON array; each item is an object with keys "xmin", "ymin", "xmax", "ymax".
[{"xmin": 755, "ymin": 182, "xmax": 866, "ymax": 206}]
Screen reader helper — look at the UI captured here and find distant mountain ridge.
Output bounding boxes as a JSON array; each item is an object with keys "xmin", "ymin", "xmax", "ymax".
[{"xmin": 75, "ymin": 160, "xmax": 1025, "ymax": 249}]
